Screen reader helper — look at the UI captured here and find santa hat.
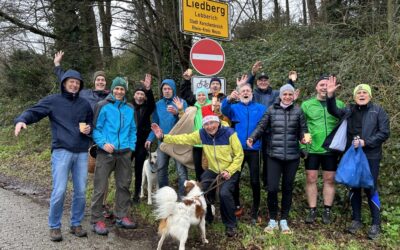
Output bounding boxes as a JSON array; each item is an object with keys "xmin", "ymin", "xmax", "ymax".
[{"xmin": 201, "ymin": 105, "xmax": 220, "ymax": 125}]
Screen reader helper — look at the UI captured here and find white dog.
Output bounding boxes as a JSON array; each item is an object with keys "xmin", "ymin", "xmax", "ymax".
[
  {"xmin": 153, "ymin": 180, "xmax": 208, "ymax": 250},
  {"xmin": 140, "ymin": 151, "xmax": 158, "ymax": 205}
]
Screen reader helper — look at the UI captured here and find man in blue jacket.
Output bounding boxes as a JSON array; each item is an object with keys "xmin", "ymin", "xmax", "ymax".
[
  {"xmin": 14, "ymin": 69, "xmax": 93, "ymax": 242},
  {"xmin": 145, "ymin": 79, "xmax": 188, "ymax": 198},
  {"xmin": 222, "ymin": 81, "xmax": 266, "ymax": 224},
  {"xmin": 90, "ymin": 77, "xmax": 137, "ymax": 235}
]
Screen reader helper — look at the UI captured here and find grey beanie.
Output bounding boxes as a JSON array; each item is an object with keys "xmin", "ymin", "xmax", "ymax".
[{"xmin": 279, "ymin": 84, "xmax": 295, "ymax": 98}]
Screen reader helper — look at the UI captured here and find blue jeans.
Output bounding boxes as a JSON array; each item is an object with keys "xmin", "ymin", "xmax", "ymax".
[
  {"xmin": 156, "ymin": 148, "xmax": 188, "ymax": 197},
  {"xmin": 49, "ymin": 149, "xmax": 88, "ymax": 229}
]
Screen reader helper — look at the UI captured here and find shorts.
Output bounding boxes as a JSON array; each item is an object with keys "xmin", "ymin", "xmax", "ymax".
[{"xmin": 305, "ymin": 153, "xmax": 339, "ymax": 172}]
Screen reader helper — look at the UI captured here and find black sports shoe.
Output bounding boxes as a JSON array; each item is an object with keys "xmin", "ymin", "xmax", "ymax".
[
  {"xmin": 367, "ymin": 224, "xmax": 381, "ymax": 240},
  {"xmin": 322, "ymin": 209, "xmax": 332, "ymax": 224},
  {"xmin": 225, "ymin": 227, "xmax": 236, "ymax": 237},
  {"xmin": 347, "ymin": 220, "xmax": 362, "ymax": 234},
  {"xmin": 305, "ymin": 209, "xmax": 317, "ymax": 224}
]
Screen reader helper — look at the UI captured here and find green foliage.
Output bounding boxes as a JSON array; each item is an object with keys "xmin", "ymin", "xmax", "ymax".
[{"xmin": 1, "ymin": 50, "xmax": 56, "ymax": 102}]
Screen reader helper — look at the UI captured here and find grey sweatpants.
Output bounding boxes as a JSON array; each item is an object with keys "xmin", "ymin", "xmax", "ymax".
[{"xmin": 90, "ymin": 150, "xmax": 132, "ymax": 223}]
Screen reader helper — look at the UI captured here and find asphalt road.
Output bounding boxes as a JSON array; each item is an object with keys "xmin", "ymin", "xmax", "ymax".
[{"xmin": 0, "ymin": 187, "xmax": 155, "ymax": 250}]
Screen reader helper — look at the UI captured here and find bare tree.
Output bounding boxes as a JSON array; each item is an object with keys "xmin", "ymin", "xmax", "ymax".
[{"xmin": 307, "ymin": 0, "xmax": 318, "ymax": 25}]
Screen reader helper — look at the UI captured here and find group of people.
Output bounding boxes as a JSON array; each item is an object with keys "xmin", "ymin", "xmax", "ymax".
[{"xmin": 14, "ymin": 52, "xmax": 389, "ymax": 242}]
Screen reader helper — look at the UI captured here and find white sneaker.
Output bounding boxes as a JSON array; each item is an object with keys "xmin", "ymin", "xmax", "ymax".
[
  {"xmin": 279, "ymin": 219, "xmax": 292, "ymax": 234},
  {"xmin": 264, "ymin": 219, "xmax": 278, "ymax": 233}
]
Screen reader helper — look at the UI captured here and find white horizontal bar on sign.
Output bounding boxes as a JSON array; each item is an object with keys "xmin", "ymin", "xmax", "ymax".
[{"xmin": 192, "ymin": 53, "xmax": 223, "ymax": 61}]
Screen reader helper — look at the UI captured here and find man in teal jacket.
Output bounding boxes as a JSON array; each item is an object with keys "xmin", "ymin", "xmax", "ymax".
[
  {"xmin": 91, "ymin": 77, "xmax": 137, "ymax": 235},
  {"xmin": 301, "ymin": 75, "xmax": 345, "ymax": 224}
]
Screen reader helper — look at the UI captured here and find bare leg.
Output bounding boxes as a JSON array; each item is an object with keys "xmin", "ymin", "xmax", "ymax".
[
  {"xmin": 306, "ymin": 170, "xmax": 318, "ymax": 207},
  {"xmin": 322, "ymin": 171, "xmax": 336, "ymax": 206}
]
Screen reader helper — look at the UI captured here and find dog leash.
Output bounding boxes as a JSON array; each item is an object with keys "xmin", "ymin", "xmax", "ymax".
[{"xmin": 201, "ymin": 175, "xmax": 226, "ymax": 197}]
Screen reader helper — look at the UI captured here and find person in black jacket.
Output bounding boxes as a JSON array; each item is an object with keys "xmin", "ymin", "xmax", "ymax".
[
  {"xmin": 131, "ymin": 74, "xmax": 156, "ymax": 203},
  {"xmin": 247, "ymin": 84, "xmax": 309, "ymax": 234},
  {"xmin": 14, "ymin": 69, "xmax": 93, "ymax": 242},
  {"xmin": 326, "ymin": 77, "xmax": 389, "ymax": 240}
]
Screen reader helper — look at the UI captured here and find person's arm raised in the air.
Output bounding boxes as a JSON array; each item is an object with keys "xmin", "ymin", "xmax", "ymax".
[{"xmin": 53, "ymin": 50, "xmax": 65, "ymax": 83}]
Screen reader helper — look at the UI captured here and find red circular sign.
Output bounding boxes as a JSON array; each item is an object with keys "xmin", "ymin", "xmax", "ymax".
[{"xmin": 190, "ymin": 38, "xmax": 225, "ymax": 76}]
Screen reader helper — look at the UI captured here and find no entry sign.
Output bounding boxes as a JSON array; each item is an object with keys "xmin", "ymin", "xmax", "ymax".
[{"xmin": 190, "ymin": 38, "xmax": 225, "ymax": 76}]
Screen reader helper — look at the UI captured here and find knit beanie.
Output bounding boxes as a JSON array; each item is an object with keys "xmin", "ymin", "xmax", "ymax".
[
  {"xmin": 111, "ymin": 77, "xmax": 128, "ymax": 91},
  {"xmin": 353, "ymin": 84, "xmax": 372, "ymax": 98},
  {"xmin": 133, "ymin": 84, "xmax": 146, "ymax": 94},
  {"xmin": 279, "ymin": 84, "xmax": 295, "ymax": 98},
  {"xmin": 92, "ymin": 71, "xmax": 106, "ymax": 84},
  {"xmin": 210, "ymin": 77, "xmax": 221, "ymax": 85},
  {"xmin": 195, "ymin": 87, "xmax": 209, "ymax": 98}
]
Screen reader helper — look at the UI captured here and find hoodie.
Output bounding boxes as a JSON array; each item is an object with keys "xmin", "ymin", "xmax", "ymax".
[
  {"xmin": 15, "ymin": 69, "xmax": 93, "ymax": 152},
  {"xmin": 147, "ymin": 79, "xmax": 188, "ymax": 142}
]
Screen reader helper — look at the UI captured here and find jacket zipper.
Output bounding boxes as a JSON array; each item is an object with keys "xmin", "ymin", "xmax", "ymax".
[
  {"xmin": 246, "ymin": 105, "xmax": 249, "ymax": 150},
  {"xmin": 117, "ymin": 102, "xmax": 122, "ymax": 150},
  {"xmin": 284, "ymin": 108, "xmax": 287, "ymax": 160},
  {"xmin": 212, "ymin": 137, "xmax": 221, "ymax": 173}
]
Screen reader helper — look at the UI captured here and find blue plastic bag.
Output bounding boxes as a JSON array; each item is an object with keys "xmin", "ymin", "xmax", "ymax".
[{"xmin": 335, "ymin": 145, "xmax": 374, "ymax": 188}]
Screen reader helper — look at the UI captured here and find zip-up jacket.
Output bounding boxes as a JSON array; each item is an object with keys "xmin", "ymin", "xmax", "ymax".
[
  {"xmin": 247, "ymin": 73, "xmax": 280, "ymax": 109},
  {"xmin": 324, "ymin": 95, "xmax": 390, "ymax": 159},
  {"xmin": 15, "ymin": 69, "xmax": 93, "ymax": 152},
  {"xmin": 93, "ymin": 94, "xmax": 136, "ymax": 152},
  {"xmin": 301, "ymin": 97, "xmax": 345, "ymax": 154},
  {"xmin": 221, "ymin": 99, "xmax": 266, "ymax": 150},
  {"xmin": 132, "ymin": 89, "xmax": 155, "ymax": 147},
  {"xmin": 163, "ymin": 126, "xmax": 243, "ymax": 175},
  {"xmin": 147, "ymin": 79, "xmax": 187, "ymax": 142},
  {"xmin": 249, "ymin": 100, "xmax": 308, "ymax": 160}
]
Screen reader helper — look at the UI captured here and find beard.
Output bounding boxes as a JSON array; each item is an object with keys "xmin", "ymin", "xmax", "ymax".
[{"xmin": 240, "ymin": 95, "xmax": 252, "ymax": 104}]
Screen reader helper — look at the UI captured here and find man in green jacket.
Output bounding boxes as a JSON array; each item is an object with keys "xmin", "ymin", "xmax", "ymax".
[{"xmin": 301, "ymin": 75, "xmax": 345, "ymax": 224}]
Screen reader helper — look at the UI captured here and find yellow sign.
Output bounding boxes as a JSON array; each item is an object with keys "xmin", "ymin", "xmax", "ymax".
[{"xmin": 180, "ymin": 0, "xmax": 230, "ymax": 40}]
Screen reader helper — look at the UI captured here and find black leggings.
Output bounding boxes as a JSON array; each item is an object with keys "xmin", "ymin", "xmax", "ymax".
[
  {"xmin": 267, "ymin": 156, "xmax": 299, "ymax": 220},
  {"xmin": 193, "ymin": 147, "xmax": 204, "ymax": 181},
  {"xmin": 233, "ymin": 150, "xmax": 261, "ymax": 217}
]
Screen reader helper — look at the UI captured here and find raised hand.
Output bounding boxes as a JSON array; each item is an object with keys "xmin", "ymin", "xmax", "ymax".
[
  {"xmin": 54, "ymin": 51, "xmax": 64, "ymax": 66},
  {"xmin": 326, "ymin": 75, "xmax": 340, "ymax": 97},
  {"xmin": 228, "ymin": 90, "xmax": 239, "ymax": 102},
  {"xmin": 236, "ymin": 74, "xmax": 249, "ymax": 88},
  {"xmin": 251, "ymin": 61, "xmax": 263, "ymax": 75},
  {"xmin": 182, "ymin": 69, "xmax": 193, "ymax": 80},
  {"xmin": 141, "ymin": 73, "xmax": 152, "ymax": 90},
  {"xmin": 173, "ymin": 97, "xmax": 183, "ymax": 111},
  {"xmin": 288, "ymin": 71, "xmax": 297, "ymax": 82},
  {"xmin": 294, "ymin": 88, "xmax": 300, "ymax": 101},
  {"xmin": 151, "ymin": 123, "xmax": 164, "ymax": 139}
]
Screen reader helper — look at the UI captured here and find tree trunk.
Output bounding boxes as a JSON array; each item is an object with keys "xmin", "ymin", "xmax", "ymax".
[
  {"xmin": 78, "ymin": 0, "xmax": 103, "ymax": 71},
  {"xmin": 273, "ymin": 0, "xmax": 280, "ymax": 24},
  {"xmin": 307, "ymin": 0, "xmax": 318, "ymax": 25},
  {"xmin": 98, "ymin": 0, "xmax": 113, "ymax": 69},
  {"xmin": 258, "ymin": 0, "xmax": 263, "ymax": 21},
  {"xmin": 302, "ymin": 0, "xmax": 308, "ymax": 25},
  {"xmin": 286, "ymin": 0, "xmax": 290, "ymax": 25}
]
